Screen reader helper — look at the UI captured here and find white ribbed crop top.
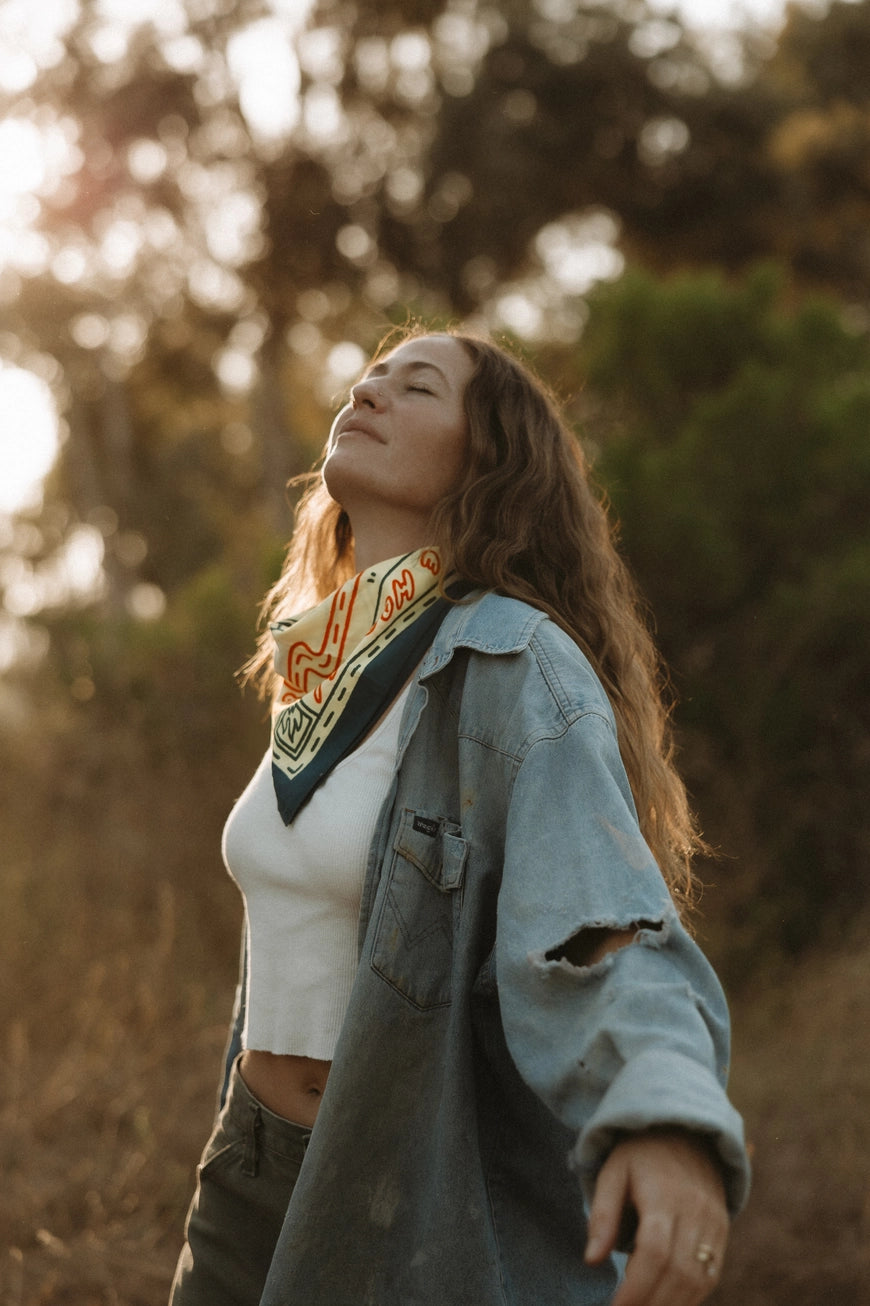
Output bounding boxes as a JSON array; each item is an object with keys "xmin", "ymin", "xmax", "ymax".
[{"xmin": 221, "ymin": 683, "xmax": 410, "ymax": 1060}]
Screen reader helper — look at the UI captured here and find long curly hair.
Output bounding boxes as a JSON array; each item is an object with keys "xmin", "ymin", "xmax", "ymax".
[{"xmin": 244, "ymin": 327, "xmax": 703, "ymax": 909}]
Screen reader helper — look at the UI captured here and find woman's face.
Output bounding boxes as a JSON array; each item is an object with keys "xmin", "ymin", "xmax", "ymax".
[{"xmin": 323, "ymin": 335, "xmax": 474, "ymax": 531}]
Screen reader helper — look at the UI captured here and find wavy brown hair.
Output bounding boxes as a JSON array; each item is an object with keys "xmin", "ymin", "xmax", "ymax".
[{"xmin": 244, "ymin": 327, "xmax": 703, "ymax": 909}]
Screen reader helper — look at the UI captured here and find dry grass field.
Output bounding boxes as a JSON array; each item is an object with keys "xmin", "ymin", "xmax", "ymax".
[{"xmin": 2, "ymin": 705, "xmax": 868, "ymax": 1306}]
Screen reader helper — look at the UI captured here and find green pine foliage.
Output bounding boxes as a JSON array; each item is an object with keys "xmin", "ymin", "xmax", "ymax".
[{"xmin": 575, "ymin": 265, "xmax": 870, "ymax": 961}]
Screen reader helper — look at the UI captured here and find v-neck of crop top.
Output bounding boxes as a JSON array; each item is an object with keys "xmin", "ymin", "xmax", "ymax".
[{"xmin": 221, "ymin": 682, "xmax": 411, "ymax": 1060}]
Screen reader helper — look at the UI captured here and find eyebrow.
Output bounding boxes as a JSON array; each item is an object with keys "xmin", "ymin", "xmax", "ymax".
[{"xmin": 365, "ymin": 359, "xmax": 449, "ymax": 385}]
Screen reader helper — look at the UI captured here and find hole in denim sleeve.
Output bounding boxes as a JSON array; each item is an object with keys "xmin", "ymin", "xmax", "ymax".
[{"xmin": 544, "ymin": 919, "xmax": 663, "ymax": 969}]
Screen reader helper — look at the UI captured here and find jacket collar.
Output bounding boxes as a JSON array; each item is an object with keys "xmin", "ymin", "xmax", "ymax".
[{"xmin": 420, "ymin": 591, "xmax": 548, "ymax": 679}]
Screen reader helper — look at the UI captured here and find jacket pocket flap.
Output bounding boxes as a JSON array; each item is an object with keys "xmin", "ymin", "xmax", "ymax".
[{"xmin": 394, "ymin": 810, "xmax": 467, "ymax": 892}]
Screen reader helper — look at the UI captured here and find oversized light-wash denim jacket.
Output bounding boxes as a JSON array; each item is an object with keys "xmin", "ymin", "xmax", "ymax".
[{"xmin": 223, "ymin": 592, "xmax": 750, "ymax": 1306}]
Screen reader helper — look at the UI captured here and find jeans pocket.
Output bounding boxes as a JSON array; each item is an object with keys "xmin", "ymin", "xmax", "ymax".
[
  {"xmin": 197, "ymin": 1112, "xmax": 246, "ymax": 1180},
  {"xmin": 370, "ymin": 808, "xmax": 467, "ymax": 1011}
]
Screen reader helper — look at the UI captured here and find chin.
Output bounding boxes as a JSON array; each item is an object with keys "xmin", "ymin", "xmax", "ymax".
[{"xmin": 322, "ymin": 457, "xmax": 361, "ymax": 512}]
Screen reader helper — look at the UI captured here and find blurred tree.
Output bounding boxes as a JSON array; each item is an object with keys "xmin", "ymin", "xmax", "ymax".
[
  {"xmin": 3, "ymin": 0, "xmax": 870, "ymax": 966},
  {"xmin": 409, "ymin": 2, "xmax": 780, "ymax": 304},
  {"xmin": 2, "ymin": 0, "xmax": 732, "ymax": 641},
  {"xmin": 567, "ymin": 264, "xmax": 870, "ymax": 961},
  {"xmin": 7, "ymin": 0, "xmax": 870, "ymax": 626},
  {"xmin": 758, "ymin": 0, "xmax": 870, "ymax": 298},
  {"xmin": 411, "ymin": 0, "xmax": 870, "ymax": 301}
]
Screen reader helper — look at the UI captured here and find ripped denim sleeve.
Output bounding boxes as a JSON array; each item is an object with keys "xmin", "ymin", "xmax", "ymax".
[{"xmin": 495, "ymin": 713, "xmax": 751, "ymax": 1215}]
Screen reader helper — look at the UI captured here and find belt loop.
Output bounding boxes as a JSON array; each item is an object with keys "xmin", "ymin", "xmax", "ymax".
[{"xmin": 242, "ymin": 1102, "xmax": 262, "ymax": 1177}]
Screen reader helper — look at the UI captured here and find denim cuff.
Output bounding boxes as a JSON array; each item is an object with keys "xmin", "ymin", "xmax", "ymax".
[{"xmin": 568, "ymin": 1047, "xmax": 751, "ymax": 1215}]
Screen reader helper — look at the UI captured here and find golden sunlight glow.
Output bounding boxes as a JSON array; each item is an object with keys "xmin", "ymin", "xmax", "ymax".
[
  {"xmin": 0, "ymin": 113, "xmax": 81, "ymax": 280},
  {"xmin": 0, "ymin": 366, "xmax": 60, "ymax": 513},
  {"xmin": 0, "ymin": 0, "xmax": 790, "ymax": 518},
  {"xmin": 227, "ymin": 18, "xmax": 303, "ymax": 140},
  {"xmin": 653, "ymin": 0, "xmax": 789, "ymax": 26},
  {"xmin": 0, "ymin": 118, "xmax": 46, "ymax": 198},
  {"xmin": 0, "ymin": 0, "xmax": 78, "ymax": 93}
]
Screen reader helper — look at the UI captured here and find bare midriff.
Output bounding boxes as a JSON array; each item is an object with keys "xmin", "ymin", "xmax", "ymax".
[{"xmin": 239, "ymin": 1050, "xmax": 331, "ymax": 1128}]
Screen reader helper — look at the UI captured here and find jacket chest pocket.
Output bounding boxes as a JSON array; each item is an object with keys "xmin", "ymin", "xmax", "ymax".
[{"xmin": 370, "ymin": 809, "xmax": 468, "ymax": 1011}]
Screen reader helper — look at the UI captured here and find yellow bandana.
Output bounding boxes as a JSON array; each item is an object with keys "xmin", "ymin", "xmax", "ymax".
[{"xmin": 270, "ymin": 548, "xmax": 450, "ymax": 823}]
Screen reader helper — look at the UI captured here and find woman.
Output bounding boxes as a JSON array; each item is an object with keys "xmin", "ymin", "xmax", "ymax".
[{"xmin": 170, "ymin": 329, "xmax": 750, "ymax": 1306}]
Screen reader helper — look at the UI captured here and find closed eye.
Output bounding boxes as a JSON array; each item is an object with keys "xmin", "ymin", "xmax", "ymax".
[{"xmin": 407, "ymin": 384, "xmax": 433, "ymax": 394}]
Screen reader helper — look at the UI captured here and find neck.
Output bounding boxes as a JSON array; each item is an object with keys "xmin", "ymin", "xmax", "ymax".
[{"xmin": 347, "ymin": 508, "xmax": 433, "ymax": 573}]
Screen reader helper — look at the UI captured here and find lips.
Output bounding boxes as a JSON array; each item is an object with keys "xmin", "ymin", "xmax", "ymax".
[{"xmin": 337, "ymin": 417, "xmax": 384, "ymax": 443}]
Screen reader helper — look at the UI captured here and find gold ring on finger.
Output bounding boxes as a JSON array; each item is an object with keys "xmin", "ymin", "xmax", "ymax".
[{"xmin": 694, "ymin": 1243, "xmax": 717, "ymax": 1277}]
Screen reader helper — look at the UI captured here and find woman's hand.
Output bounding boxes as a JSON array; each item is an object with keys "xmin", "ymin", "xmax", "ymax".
[{"xmin": 584, "ymin": 1128, "xmax": 729, "ymax": 1306}]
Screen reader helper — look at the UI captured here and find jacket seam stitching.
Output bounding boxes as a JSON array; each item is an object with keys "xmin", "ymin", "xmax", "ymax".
[
  {"xmin": 528, "ymin": 629, "xmax": 613, "ymax": 726},
  {"xmin": 458, "ymin": 708, "xmax": 615, "ymax": 764}
]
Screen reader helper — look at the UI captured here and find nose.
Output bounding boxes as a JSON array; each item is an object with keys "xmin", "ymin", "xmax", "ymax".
[{"xmin": 350, "ymin": 376, "xmax": 385, "ymax": 410}]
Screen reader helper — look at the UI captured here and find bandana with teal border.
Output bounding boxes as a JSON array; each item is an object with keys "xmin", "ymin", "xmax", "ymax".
[{"xmin": 270, "ymin": 548, "xmax": 453, "ymax": 825}]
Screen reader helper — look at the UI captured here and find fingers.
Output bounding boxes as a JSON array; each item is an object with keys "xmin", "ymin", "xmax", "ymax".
[
  {"xmin": 584, "ymin": 1145, "xmax": 631, "ymax": 1265},
  {"xmin": 614, "ymin": 1203, "xmax": 672, "ymax": 1300},
  {"xmin": 657, "ymin": 1191, "xmax": 727, "ymax": 1305},
  {"xmin": 586, "ymin": 1130, "xmax": 730, "ymax": 1306},
  {"xmin": 612, "ymin": 1212, "xmax": 726, "ymax": 1306},
  {"xmin": 660, "ymin": 1142, "xmax": 729, "ymax": 1305}
]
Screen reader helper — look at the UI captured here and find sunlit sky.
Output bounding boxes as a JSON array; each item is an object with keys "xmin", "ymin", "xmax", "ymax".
[
  {"xmin": 662, "ymin": 0, "xmax": 794, "ymax": 25},
  {"xmin": 0, "ymin": 0, "xmax": 801, "ymax": 518}
]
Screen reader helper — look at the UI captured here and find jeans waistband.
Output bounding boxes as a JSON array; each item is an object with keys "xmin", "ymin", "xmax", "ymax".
[{"xmin": 225, "ymin": 1054, "xmax": 313, "ymax": 1166}]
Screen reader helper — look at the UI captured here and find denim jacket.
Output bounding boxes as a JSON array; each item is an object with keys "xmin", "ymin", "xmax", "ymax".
[{"xmin": 225, "ymin": 593, "xmax": 750, "ymax": 1306}]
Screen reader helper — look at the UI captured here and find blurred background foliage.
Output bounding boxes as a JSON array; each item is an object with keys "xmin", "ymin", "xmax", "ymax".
[{"xmin": 1, "ymin": 0, "xmax": 869, "ymax": 1302}]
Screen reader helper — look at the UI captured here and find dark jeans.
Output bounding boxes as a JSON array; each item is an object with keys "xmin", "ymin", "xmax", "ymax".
[{"xmin": 169, "ymin": 1057, "xmax": 312, "ymax": 1306}]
